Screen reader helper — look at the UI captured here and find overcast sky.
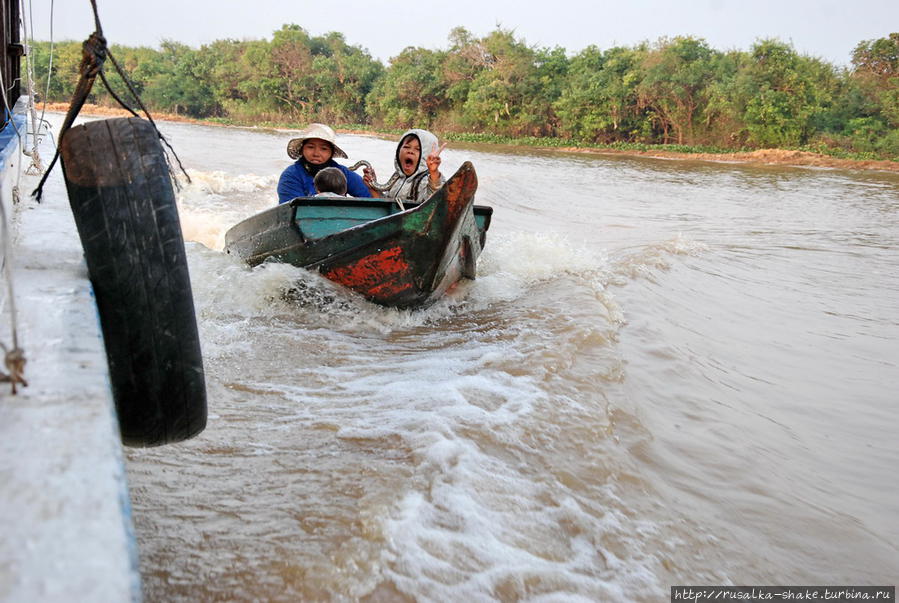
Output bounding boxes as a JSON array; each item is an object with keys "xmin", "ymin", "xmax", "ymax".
[{"xmin": 24, "ymin": 0, "xmax": 899, "ymax": 67}]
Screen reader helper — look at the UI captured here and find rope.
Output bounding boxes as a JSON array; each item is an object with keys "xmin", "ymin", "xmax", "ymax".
[
  {"xmin": 20, "ymin": 0, "xmax": 45, "ymax": 174},
  {"xmin": 0, "ymin": 0, "xmax": 27, "ymax": 393},
  {"xmin": 101, "ymin": 48, "xmax": 191, "ymax": 186},
  {"xmin": 31, "ymin": 0, "xmax": 191, "ymax": 201},
  {"xmin": 37, "ymin": 0, "xmax": 55, "ymax": 132},
  {"xmin": 0, "ymin": 237, "xmax": 27, "ymax": 393},
  {"xmin": 0, "ymin": 345, "xmax": 27, "ymax": 393},
  {"xmin": 29, "ymin": 29, "xmax": 105, "ymax": 202},
  {"xmin": 0, "ymin": 190, "xmax": 26, "ymax": 394}
]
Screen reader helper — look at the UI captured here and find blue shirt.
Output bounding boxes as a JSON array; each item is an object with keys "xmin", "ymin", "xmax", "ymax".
[{"xmin": 277, "ymin": 160, "xmax": 371, "ymax": 203}]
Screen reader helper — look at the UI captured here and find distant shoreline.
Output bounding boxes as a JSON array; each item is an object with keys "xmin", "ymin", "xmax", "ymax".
[{"xmin": 42, "ymin": 102, "xmax": 899, "ymax": 174}]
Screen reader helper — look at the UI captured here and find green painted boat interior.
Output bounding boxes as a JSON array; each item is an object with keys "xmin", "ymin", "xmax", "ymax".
[
  {"xmin": 293, "ymin": 200, "xmax": 491, "ymax": 241},
  {"xmin": 295, "ymin": 203, "xmax": 395, "ymax": 239}
]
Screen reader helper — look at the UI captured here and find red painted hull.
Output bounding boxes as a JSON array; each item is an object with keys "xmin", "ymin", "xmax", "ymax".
[{"xmin": 224, "ymin": 162, "xmax": 492, "ymax": 308}]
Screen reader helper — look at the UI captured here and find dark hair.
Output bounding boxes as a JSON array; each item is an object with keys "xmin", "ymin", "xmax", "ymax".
[
  {"xmin": 314, "ymin": 167, "xmax": 347, "ymax": 195},
  {"xmin": 396, "ymin": 133, "xmax": 421, "ymax": 165}
]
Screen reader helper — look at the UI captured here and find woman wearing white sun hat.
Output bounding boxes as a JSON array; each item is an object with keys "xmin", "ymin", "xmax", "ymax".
[{"xmin": 276, "ymin": 123, "xmax": 372, "ymax": 203}]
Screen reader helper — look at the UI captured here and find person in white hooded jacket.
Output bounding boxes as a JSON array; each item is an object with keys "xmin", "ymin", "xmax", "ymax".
[{"xmin": 363, "ymin": 128, "xmax": 446, "ymax": 202}]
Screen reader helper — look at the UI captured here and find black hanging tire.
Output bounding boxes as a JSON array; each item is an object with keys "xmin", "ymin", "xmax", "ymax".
[{"xmin": 60, "ymin": 117, "xmax": 207, "ymax": 447}]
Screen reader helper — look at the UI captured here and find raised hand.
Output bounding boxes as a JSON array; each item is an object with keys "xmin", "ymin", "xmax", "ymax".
[{"xmin": 427, "ymin": 142, "xmax": 447, "ymax": 177}]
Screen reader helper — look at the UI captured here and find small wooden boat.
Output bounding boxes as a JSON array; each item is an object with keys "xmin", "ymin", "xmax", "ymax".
[{"xmin": 224, "ymin": 161, "xmax": 493, "ymax": 308}]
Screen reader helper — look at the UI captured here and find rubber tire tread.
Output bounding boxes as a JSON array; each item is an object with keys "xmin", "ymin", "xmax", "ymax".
[{"xmin": 60, "ymin": 117, "xmax": 207, "ymax": 447}]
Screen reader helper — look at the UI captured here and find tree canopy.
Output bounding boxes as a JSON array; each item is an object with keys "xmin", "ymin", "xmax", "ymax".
[{"xmin": 28, "ymin": 26, "xmax": 899, "ymax": 157}]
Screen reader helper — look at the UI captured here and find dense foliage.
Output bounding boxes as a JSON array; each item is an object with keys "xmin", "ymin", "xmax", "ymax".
[{"xmin": 27, "ymin": 26, "xmax": 899, "ymax": 157}]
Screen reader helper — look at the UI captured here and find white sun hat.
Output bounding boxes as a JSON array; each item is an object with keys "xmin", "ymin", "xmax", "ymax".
[{"xmin": 287, "ymin": 123, "xmax": 348, "ymax": 160}]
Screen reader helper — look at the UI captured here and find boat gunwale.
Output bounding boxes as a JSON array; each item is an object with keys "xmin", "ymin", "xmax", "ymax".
[{"xmin": 284, "ymin": 197, "xmax": 493, "ymax": 245}]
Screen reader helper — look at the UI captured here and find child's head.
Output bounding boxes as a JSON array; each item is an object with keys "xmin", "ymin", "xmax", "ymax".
[
  {"xmin": 397, "ymin": 134, "xmax": 422, "ymax": 176},
  {"xmin": 314, "ymin": 167, "xmax": 348, "ymax": 195}
]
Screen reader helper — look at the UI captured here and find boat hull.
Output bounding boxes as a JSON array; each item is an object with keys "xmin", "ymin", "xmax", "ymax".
[{"xmin": 224, "ymin": 162, "xmax": 492, "ymax": 308}]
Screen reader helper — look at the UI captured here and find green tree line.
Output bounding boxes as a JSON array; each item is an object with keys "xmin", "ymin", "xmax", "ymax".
[{"xmin": 28, "ymin": 26, "xmax": 899, "ymax": 158}]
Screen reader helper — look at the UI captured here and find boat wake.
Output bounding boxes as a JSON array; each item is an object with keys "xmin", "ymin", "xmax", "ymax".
[{"xmin": 175, "ymin": 169, "xmax": 278, "ymax": 251}]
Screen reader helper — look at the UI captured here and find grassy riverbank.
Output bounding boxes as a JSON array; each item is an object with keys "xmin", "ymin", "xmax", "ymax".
[{"xmin": 44, "ymin": 103, "xmax": 899, "ymax": 174}]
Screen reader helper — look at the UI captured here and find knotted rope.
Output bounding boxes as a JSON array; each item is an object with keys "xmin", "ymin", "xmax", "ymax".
[{"xmin": 31, "ymin": 0, "xmax": 189, "ymax": 202}]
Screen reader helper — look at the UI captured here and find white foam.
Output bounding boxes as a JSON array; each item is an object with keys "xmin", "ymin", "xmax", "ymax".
[
  {"xmin": 241, "ymin": 313, "xmax": 666, "ymax": 598},
  {"xmin": 377, "ymin": 440, "xmax": 665, "ymax": 600},
  {"xmin": 172, "ymin": 183, "xmax": 675, "ymax": 599},
  {"xmin": 175, "ymin": 169, "xmax": 278, "ymax": 251}
]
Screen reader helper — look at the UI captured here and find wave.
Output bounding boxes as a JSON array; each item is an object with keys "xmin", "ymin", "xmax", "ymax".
[{"xmin": 175, "ymin": 169, "xmax": 278, "ymax": 251}]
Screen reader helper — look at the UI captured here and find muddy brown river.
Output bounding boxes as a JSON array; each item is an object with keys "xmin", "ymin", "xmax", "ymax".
[{"xmin": 87, "ymin": 116, "xmax": 898, "ymax": 601}]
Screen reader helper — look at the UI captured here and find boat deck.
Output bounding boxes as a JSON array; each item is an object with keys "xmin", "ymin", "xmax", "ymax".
[{"xmin": 0, "ymin": 100, "xmax": 140, "ymax": 601}]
